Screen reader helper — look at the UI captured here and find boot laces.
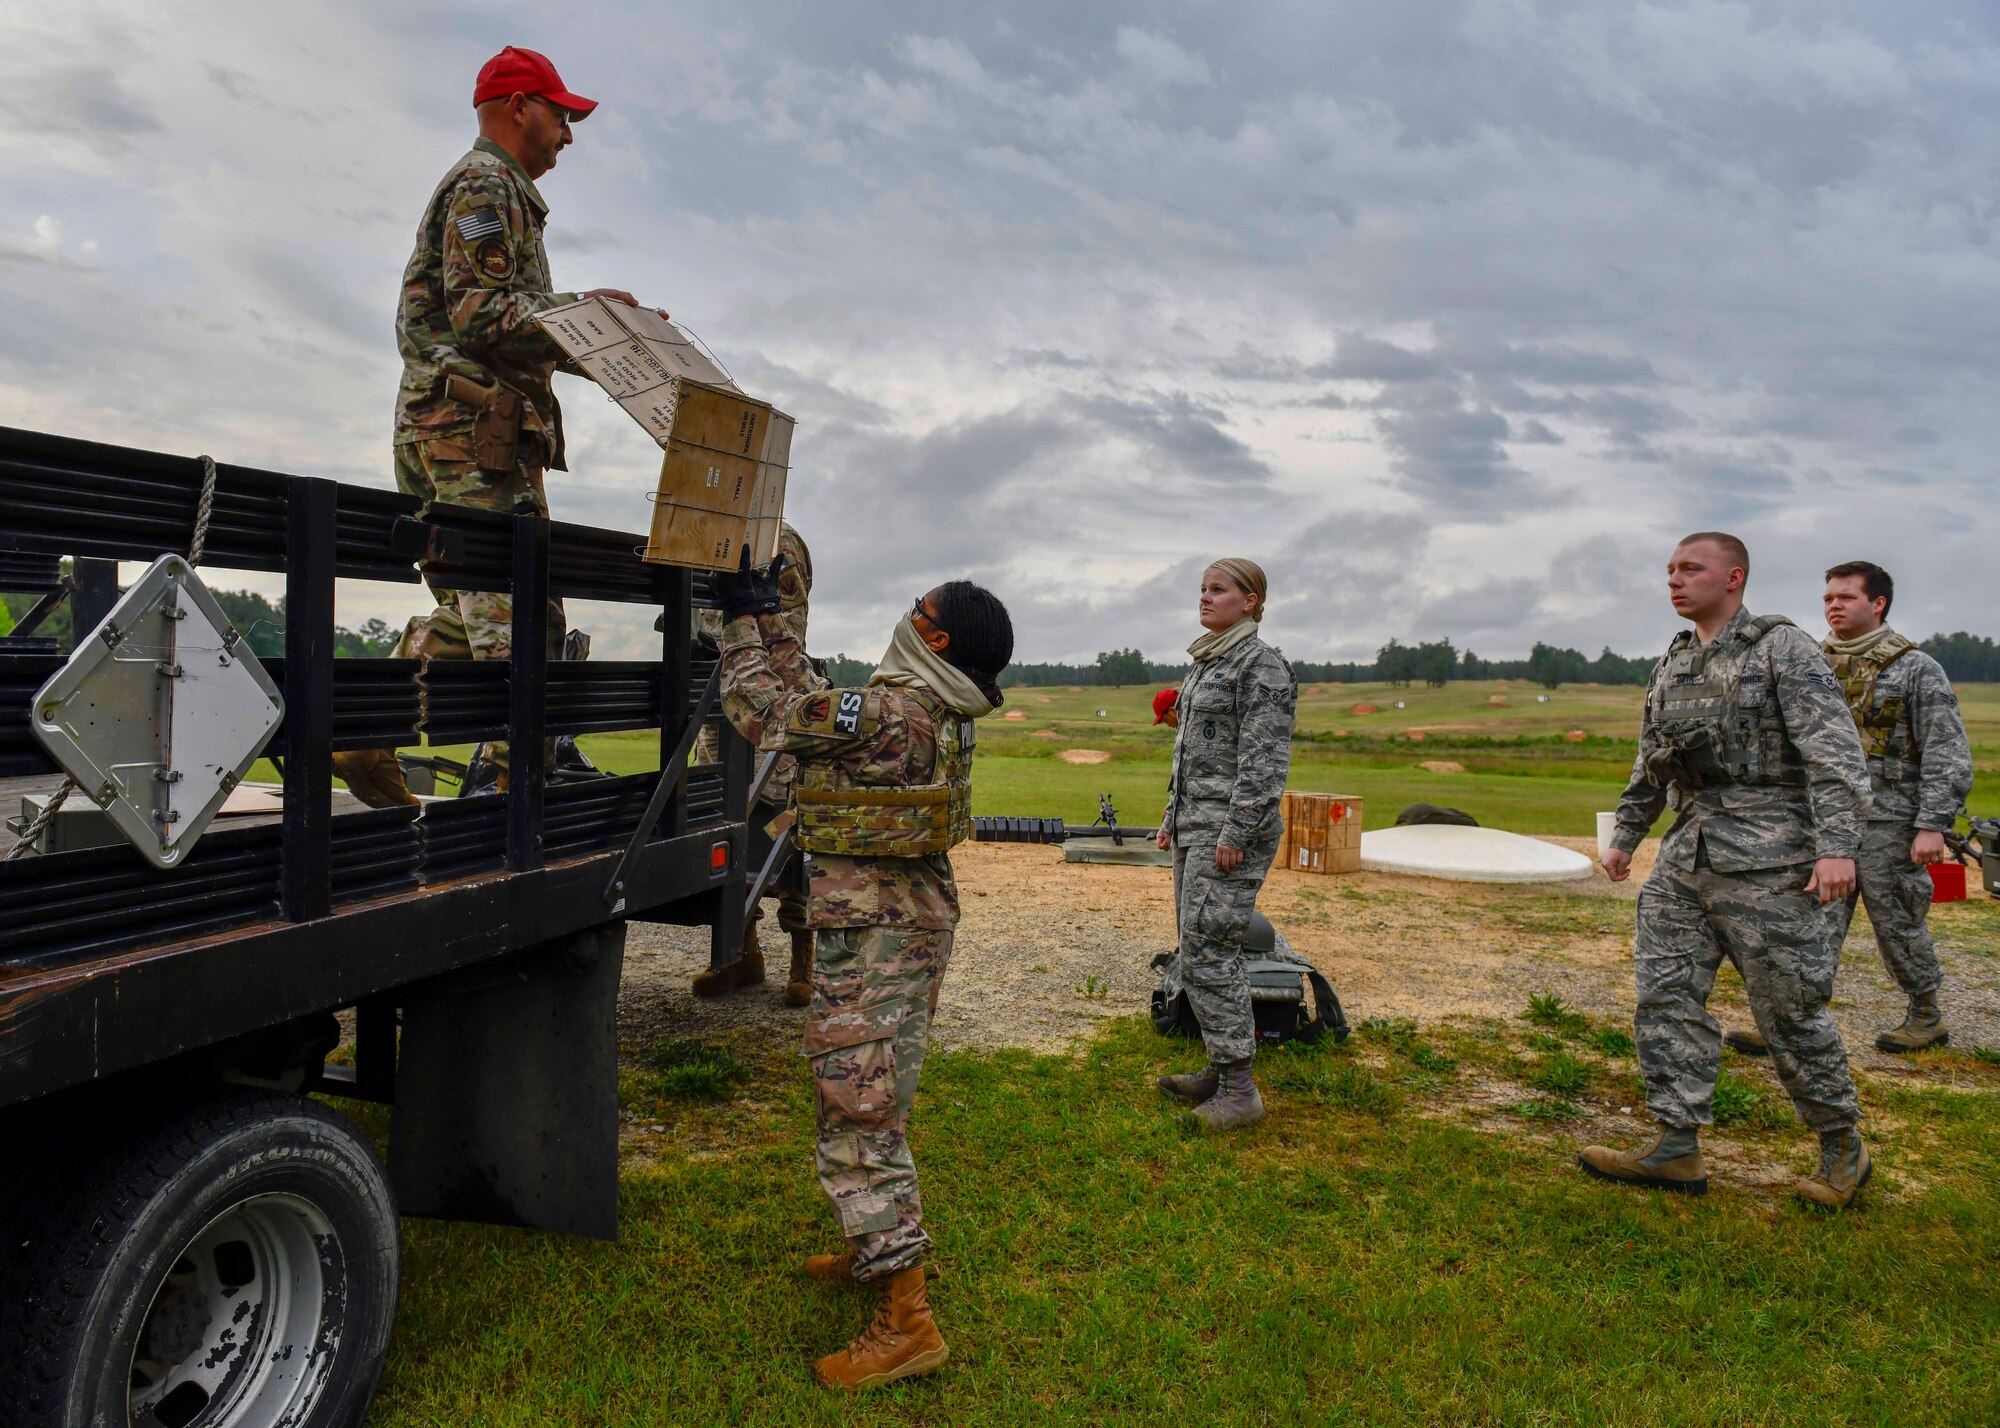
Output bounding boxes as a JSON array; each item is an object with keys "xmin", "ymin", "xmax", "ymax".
[{"xmin": 852, "ymin": 1296, "xmax": 904, "ymax": 1356}]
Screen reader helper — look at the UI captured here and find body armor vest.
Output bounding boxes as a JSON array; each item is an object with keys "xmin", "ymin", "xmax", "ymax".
[
  {"xmin": 1643, "ymin": 615, "xmax": 1807, "ymax": 792},
  {"xmin": 1823, "ymin": 632, "xmax": 1916, "ymax": 760},
  {"xmin": 793, "ymin": 692, "xmax": 976, "ymax": 857}
]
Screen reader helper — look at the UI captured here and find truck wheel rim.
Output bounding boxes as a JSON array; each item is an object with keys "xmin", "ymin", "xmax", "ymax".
[{"xmin": 127, "ymin": 1192, "xmax": 343, "ymax": 1427}]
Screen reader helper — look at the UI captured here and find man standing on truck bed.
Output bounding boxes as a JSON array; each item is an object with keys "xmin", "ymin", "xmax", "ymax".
[
  {"xmin": 334, "ymin": 46, "xmax": 660, "ymax": 806},
  {"xmin": 712, "ymin": 552, "xmax": 1013, "ymax": 1392}
]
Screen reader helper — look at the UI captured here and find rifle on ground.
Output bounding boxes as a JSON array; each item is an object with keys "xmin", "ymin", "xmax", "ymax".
[{"xmin": 974, "ymin": 793, "xmax": 1157, "ymax": 846}]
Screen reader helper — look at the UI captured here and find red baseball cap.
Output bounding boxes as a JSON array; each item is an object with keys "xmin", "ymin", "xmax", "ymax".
[
  {"xmin": 473, "ymin": 47, "xmax": 598, "ymax": 119},
  {"xmin": 1152, "ymin": 688, "xmax": 1180, "ymax": 724}
]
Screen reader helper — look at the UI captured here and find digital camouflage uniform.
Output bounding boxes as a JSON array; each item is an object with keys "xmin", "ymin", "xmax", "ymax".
[
  {"xmin": 391, "ymin": 136, "xmax": 577, "ymax": 764},
  {"xmin": 1161, "ymin": 632, "xmax": 1297, "ymax": 1065},
  {"xmin": 717, "ymin": 612, "xmax": 974, "ymax": 1282},
  {"xmin": 695, "ymin": 522, "xmax": 817, "ymax": 936},
  {"xmin": 1610, "ymin": 609, "xmax": 1870, "ymax": 1133},
  {"xmin": 1822, "ymin": 631, "xmax": 1973, "ymax": 1000}
]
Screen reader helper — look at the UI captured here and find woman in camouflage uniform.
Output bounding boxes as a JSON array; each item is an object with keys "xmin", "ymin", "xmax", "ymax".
[
  {"xmin": 1155, "ymin": 559, "xmax": 1297, "ymax": 1130},
  {"xmin": 714, "ymin": 556, "xmax": 1013, "ymax": 1392}
]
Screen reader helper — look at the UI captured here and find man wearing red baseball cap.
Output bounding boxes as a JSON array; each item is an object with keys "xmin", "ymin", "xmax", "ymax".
[
  {"xmin": 340, "ymin": 48, "xmax": 663, "ymax": 808},
  {"xmin": 1152, "ymin": 687, "xmax": 1180, "ymax": 729}
]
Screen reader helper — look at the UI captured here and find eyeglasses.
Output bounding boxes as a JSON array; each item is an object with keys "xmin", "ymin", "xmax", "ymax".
[
  {"xmin": 525, "ymin": 94, "xmax": 574, "ymax": 128},
  {"xmin": 911, "ymin": 596, "xmax": 950, "ymax": 637}
]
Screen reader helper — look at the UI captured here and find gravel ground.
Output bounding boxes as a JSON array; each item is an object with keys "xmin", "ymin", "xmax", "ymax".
[{"xmin": 620, "ymin": 838, "xmax": 2000, "ymax": 1070}]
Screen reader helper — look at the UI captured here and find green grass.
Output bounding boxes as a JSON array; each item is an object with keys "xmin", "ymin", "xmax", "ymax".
[
  {"xmin": 639, "ymin": 1038, "xmax": 753, "ymax": 1103},
  {"xmin": 264, "ymin": 676, "xmax": 2000, "ymax": 839},
  {"xmin": 352, "ymin": 1017, "xmax": 2000, "ymax": 1425}
]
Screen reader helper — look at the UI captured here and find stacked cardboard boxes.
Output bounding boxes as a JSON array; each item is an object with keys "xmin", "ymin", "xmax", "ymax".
[
  {"xmin": 643, "ymin": 381, "xmax": 794, "ymax": 572},
  {"xmin": 1278, "ymin": 792, "xmax": 1363, "ymax": 875}
]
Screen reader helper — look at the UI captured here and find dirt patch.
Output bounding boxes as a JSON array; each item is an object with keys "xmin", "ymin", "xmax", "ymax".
[
  {"xmin": 1003, "ymin": 710, "xmax": 1026, "ymax": 720},
  {"xmin": 1351, "ymin": 703, "xmax": 1378, "ymax": 715},
  {"xmin": 1419, "ymin": 760, "xmax": 1466, "ymax": 774},
  {"xmin": 1031, "ymin": 729, "xmax": 1063, "ymax": 741},
  {"xmin": 1059, "ymin": 749, "xmax": 1112, "ymax": 765},
  {"xmin": 621, "ymin": 835, "xmax": 2000, "ymax": 1074}
]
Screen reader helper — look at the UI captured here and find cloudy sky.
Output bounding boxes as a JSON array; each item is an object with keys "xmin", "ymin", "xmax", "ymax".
[{"xmin": 3, "ymin": 0, "xmax": 1995, "ymax": 665}]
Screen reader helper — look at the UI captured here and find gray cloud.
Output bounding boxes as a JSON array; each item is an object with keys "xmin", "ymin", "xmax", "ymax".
[{"xmin": 2, "ymin": 1, "xmax": 1999, "ymax": 666}]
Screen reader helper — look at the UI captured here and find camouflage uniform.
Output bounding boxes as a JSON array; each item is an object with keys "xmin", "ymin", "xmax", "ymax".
[
  {"xmin": 1609, "ymin": 609, "xmax": 1870, "ymax": 1132},
  {"xmin": 717, "ymin": 611, "xmax": 969, "ymax": 1282},
  {"xmin": 695, "ymin": 523, "xmax": 818, "ymax": 936},
  {"xmin": 1822, "ymin": 631, "xmax": 1972, "ymax": 999},
  {"xmin": 1161, "ymin": 631, "xmax": 1297, "ymax": 1065},
  {"xmin": 391, "ymin": 137, "xmax": 578, "ymax": 762}
]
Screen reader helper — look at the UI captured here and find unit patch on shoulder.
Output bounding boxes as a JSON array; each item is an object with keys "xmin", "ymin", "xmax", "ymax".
[
  {"xmin": 473, "ymin": 237, "xmax": 513, "ymax": 281},
  {"xmin": 778, "ymin": 564, "xmax": 807, "ymax": 609},
  {"xmin": 789, "ymin": 689, "xmax": 877, "ymax": 740},
  {"xmin": 454, "ymin": 208, "xmax": 505, "ymax": 243}
]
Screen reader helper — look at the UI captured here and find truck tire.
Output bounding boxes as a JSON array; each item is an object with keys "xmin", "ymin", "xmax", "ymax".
[{"xmin": 0, "ymin": 1088, "xmax": 400, "ymax": 1428}]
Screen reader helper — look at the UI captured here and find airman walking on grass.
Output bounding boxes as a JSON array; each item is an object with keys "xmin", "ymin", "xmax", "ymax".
[
  {"xmin": 1588, "ymin": 532, "xmax": 1875, "ymax": 1209},
  {"xmin": 1724, "ymin": 561, "xmax": 1974, "ymax": 1061},
  {"xmin": 713, "ymin": 552, "xmax": 1013, "ymax": 1391}
]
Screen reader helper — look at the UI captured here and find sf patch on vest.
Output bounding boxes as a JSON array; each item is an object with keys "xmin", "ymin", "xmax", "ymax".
[{"xmin": 793, "ymin": 706, "xmax": 976, "ymax": 858}]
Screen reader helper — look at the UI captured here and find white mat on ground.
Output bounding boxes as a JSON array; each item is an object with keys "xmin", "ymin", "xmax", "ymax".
[{"xmin": 1360, "ymin": 825, "xmax": 1594, "ymax": 883}]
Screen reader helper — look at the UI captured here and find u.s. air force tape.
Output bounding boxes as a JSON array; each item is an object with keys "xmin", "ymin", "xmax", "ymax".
[
  {"xmin": 454, "ymin": 208, "xmax": 505, "ymax": 243},
  {"xmin": 835, "ymin": 691, "xmax": 864, "ymax": 734}
]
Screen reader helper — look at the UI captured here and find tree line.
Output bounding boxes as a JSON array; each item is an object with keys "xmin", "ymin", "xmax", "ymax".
[
  {"xmin": 12, "ymin": 580, "xmax": 1999, "ymax": 688},
  {"xmin": 0, "ymin": 583, "xmax": 398, "ymax": 659},
  {"xmin": 981, "ymin": 633, "xmax": 2000, "ymax": 689}
]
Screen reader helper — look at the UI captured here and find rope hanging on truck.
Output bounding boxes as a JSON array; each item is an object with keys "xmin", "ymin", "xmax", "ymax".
[{"xmin": 7, "ymin": 455, "xmax": 221, "ymax": 861}]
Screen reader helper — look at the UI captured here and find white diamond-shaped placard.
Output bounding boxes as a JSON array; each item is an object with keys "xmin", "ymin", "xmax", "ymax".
[{"xmin": 31, "ymin": 555, "xmax": 285, "ymax": 870}]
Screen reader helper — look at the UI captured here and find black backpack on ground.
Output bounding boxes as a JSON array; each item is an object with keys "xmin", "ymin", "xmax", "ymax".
[{"xmin": 1150, "ymin": 912, "xmax": 1350, "ymax": 1046}]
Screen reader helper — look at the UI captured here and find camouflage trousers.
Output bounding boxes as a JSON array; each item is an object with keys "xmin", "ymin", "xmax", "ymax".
[
  {"xmin": 1172, "ymin": 835, "xmax": 1278, "ymax": 1064},
  {"xmin": 1635, "ymin": 856, "xmax": 1860, "ymax": 1133},
  {"xmin": 392, "ymin": 437, "xmax": 565, "ymax": 770},
  {"xmin": 1833, "ymin": 821, "xmax": 1943, "ymax": 999},
  {"xmin": 805, "ymin": 924, "xmax": 952, "ymax": 1281}
]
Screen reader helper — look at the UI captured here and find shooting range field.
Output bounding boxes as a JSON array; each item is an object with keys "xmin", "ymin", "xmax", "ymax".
[
  {"xmin": 341, "ymin": 683, "xmax": 2000, "ymax": 1425},
  {"xmin": 245, "ymin": 679, "xmax": 2000, "ymax": 828}
]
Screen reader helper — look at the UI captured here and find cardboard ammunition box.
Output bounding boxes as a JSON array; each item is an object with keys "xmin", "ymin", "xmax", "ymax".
[
  {"xmin": 643, "ymin": 379, "xmax": 795, "ymax": 572},
  {"xmin": 1278, "ymin": 792, "xmax": 1363, "ymax": 875}
]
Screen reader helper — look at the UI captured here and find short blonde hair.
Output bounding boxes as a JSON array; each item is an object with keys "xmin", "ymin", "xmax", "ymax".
[{"xmin": 1206, "ymin": 558, "xmax": 1268, "ymax": 622}]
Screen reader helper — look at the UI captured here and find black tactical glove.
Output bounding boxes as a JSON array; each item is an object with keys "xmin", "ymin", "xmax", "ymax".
[{"xmin": 713, "ymin": 546, "xmax": 789, "ymax": 622}]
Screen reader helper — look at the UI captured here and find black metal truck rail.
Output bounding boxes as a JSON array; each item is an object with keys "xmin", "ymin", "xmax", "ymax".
[{"xmin": 0, "ymin": 425, "xmax": 752, "ymax": 1115}]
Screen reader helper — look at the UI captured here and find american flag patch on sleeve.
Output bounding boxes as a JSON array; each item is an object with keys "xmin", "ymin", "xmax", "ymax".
[{"xmin": 454, "ymin": 208, "xmax": 505, "ymax": 243}]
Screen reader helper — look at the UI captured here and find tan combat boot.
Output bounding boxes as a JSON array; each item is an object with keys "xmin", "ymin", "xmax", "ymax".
[
  {"xmin": 783, "ymin": 929, "xmax": 814, "ymax": 1008},
  {"xmin": 1797, "ymin": 1128, "xmax": 1871, "ymax": 1209},
  {"xmin": 1723, "ymin": 1026, "xmax": 1769, "ymax": 1057},
  {"xmin": 1190, "ymin": 1058, "xmax": 1264, "ymax": 1131},
  {"xmin": 1578, "ymin": 1126, "xmax": 1707, "ymax": 1194},
  {"xmin": 813, "ymin": 1266, "xmax": 948, "ymax": 1391},
  {"xmin": 1156, "ymin": 1064, "xmax": 1219, "ymax": 1104},
  {"xmin": 1875, "ymin": 992, "xmax": 1948, "ymax": 1054},
  {"xmin": 691, "ymin": 925, "xmax": 766, "ymax": 997},
  {"xmin": 804, "ymin": 1248, "xmax": 860, "ymax": 1284},
  {"xmin": 331, "ymin": 749, "xmax": 419, "ymax": 809}
]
